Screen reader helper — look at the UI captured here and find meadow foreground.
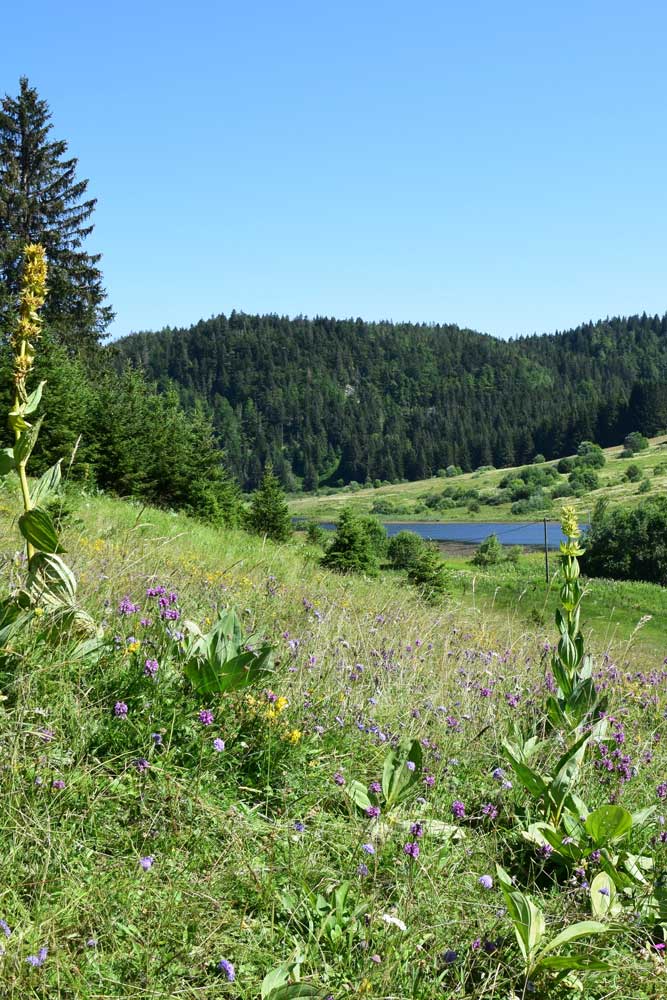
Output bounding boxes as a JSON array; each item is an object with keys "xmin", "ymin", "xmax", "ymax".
[{"xmin": 0, "ymin": 491, "xmax": 666, "ymax": 999}]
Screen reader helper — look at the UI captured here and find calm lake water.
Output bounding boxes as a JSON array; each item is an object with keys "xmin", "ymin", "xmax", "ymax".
[{"xmin": 317, "ymin": 521, "xmax": 569, "ymax": 549}]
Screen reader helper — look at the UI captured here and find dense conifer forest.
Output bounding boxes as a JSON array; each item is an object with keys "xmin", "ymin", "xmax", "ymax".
[{"xmin": 116, "ymin": 311, "xmax": 667, "ymax": 489}]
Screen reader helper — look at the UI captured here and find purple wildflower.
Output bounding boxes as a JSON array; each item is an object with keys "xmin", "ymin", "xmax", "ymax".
[
  {"xmin": 114, "ymin": 701, "xmax": 128, "ymax": 718},
  {"xmin": 26, "ymin": 947, "xmax": 48, "ymax": 967},
  {"xmin": 368, "ymin": 781, "xmax": 382, "ymax": 794},
  {"xmin": 134, "ymin": 758, "xmax": 149, "ymax": 773},
  {"xmin": 361, "ymin": 843, "xmax": 375, "ymax": 855},
  {"xmin": 0, "ymin": 920, "xmax": 10, "ymax": 938},
  {"xmin": 51, "ymin": 779, "xmax": 65, "ymax": 790},
  {"xmin": 198, "ymin": 709, "xmax": 214, "ymax": 726},
  {"xmin": 218, "ymin": 958, "xmax": 235, "ymax": 982},
  {"xmin": 478, "ymin": 875, "xmax": 493, "ymax": 889},
  {"xmin": 118, "ymin": 596, "xmax": 140, "ymax": 615},
  {"xmin": 333, "ymin": 772, "xmax": 345, "ymax": 786},
  {"xmin": 403, "ymin": 841, "xmax": 420, "ymax": 859},
  {"xmin": 143, "ymin": 658, "xmax": 159, "ymax": 677},
  {"xmin": 213, "ymin": 738, "xmax": 225, "ymax": 752},
  {"xmin": 366, "ymin": 805, "xmax": 381, "ymax": 819},
  {"xmin": 657, "ymin": 783, "xmax": 667, "ymax": 800},
  {"xmin": 139, "ymin": 856, "xmax": 154, "ymax": 870},
  {"xmin": 451, "ymin": 800, "xmax": 465, "ymax": 819}
]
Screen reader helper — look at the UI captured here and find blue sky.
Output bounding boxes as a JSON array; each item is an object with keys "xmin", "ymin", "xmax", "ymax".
[{"xmin": 4, "ymin": 0, "xmax": 667, "ymax": 339}]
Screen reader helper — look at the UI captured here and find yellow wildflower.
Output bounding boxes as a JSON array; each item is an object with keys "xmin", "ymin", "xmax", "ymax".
[
  {"xmin": 560, "ymin": 505, "xmax": 580, "ymax": 540},
  {"xmin": 126, "ymin": 641, "xmax": 141, "ymax": 654},
  {"xmin": 285, "ymin": 729, "xmax": 302, "ymax": 745}
]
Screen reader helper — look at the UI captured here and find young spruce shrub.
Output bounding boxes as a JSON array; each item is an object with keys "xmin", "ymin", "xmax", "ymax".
[
  {"xmin": 321, "ymin": 507, "xmax": 378, "ymax": 575},
  {"xmin": 245, "ymin": 463, "xmax": 293, "ymax": 542}
]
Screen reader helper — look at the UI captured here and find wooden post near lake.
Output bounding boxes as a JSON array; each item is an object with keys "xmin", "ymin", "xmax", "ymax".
[{"xmin": 543, "ymin": 517, "xmax": 550, "ymax": 584}]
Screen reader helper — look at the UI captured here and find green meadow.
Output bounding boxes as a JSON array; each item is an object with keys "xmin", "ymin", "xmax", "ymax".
[{"xmin": 1, "ymin": 484, "xmax": 666, "ymax": 998}]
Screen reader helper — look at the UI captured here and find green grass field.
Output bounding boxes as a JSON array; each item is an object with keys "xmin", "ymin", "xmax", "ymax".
[
  {"xmin": 289, "ymin": 435, "xmax": 667, "ymax": 524},
  {"xmin": 1, "ymin": 486, "xmax": 666, "ymax": 998}
]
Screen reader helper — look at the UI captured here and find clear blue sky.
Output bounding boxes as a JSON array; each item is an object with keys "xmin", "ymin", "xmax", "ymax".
[{"xmin": 4, "ymin": 0, "xmax": 667, "ymax": 339}]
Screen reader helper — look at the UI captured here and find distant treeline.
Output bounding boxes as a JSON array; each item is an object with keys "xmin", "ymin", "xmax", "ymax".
[{"xmin": 115, "ymin": 311, "xmax": 667, "ymax": 489}]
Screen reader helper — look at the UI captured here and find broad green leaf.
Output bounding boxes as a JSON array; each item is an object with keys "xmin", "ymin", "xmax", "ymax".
[
  {"xmin": 622, "ymin": 852, "xmax": 653, "ymax": 884},
  {"xmin": 19, "ymin": 508, "xmax": 64, "ymax": 554},
  {"xmin": 551, "ymin": 654, "xmax": 574, "ymax": 697},
  {"xmin": 184, "ymin": 642, "xmax": 273, "ymax": 695},
  {"xmin": 27, "ymin": 552, "xmax": 77, "ymax": 602},
  {"xmin": 13, "ymin": 415, "xmax": 44, "ymax": 465},
  {"xmin": 590, "ymin": 872, "xmax": 616, "ymax": 918},
  {"xmin": 23, "ymin": 380, "xmax": 46, "ymax": 415},
  {"xmin": 579, "ymin": 653, "xmax": 593, "ymax": 680},
  {"xmin": 585, "ymin": 805, "xmax": 632, "ymax": 847},
  {"xmin": 630, "ymin": 805, "xmax": 656, "ymax": 828},
  {"xmin": 538, "ymin": 920, "xmax": 610, "ymax": 957},
  {"xmin": 381, "ymin": 738, "xmax": 422, "ymax": 807},
  {"xmin": 261, "ymin": 964, "xmax": 291, "ymax": 998},
  {"xmin": 502, "ymin": 742, "xmax": 547, "ymax": 799},
  {"xmin": 527, "ymin": 897, "xmax": 546, "ymax": 956},
  {"xmin": 343, "ymin": 780, "xmax": 372, "ymax": 813},
  {"xmin": 30, "ymin": 460, "xmax": 62, "ymax": 506},
  {"xmin": 496, "ymin": 867, "xmax": 543, "ymax": 961},
  {"xmin": 552, "ymin": 728, "xmax": 591, "ymax": 779},
  {"xmin": 265, "ymin": 985, "xmax": 328, "ymax": 1000},
  {"xmin": 0, "ymin": 606, "xmax": 32, "ymax": 648},
  {"xmin": 0, "ymin": 449, "xmax": 15, "ymax": 476},
  {"xmin": 495, "ymin": 863, "xmax": 513, "ymax": 887},
  {"xmin": 538, "ymin": 955, "xmax": 610, "ymax": 971}
]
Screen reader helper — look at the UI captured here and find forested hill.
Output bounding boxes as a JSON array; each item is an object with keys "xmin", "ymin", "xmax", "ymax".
[{"xmin": 114, "ymin": 312, "xmax": 667, "ymax": 489}]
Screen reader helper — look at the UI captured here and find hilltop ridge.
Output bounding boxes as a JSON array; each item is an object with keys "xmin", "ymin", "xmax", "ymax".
[{"xmin": 115, "ymin": 310, "xmax": 667, "ymax": 489}]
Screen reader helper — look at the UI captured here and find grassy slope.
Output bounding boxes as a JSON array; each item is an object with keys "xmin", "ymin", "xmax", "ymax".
[
  {"xmin": 0, "ymin": 489, "xmax": 665, "ymax": 998},
  {"xmin": 289, "ymin": 435, "xmax": 667, "ymax": 523}
]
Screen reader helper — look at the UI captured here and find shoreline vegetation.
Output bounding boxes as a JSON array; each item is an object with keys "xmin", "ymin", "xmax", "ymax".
[{"xmin": 289, "ymin": 434, "xmax": 667, "ymax": 524}]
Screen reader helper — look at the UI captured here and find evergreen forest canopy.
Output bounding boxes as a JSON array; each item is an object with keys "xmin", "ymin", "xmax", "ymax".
[{"xmin": 115, "ymin": 311, "xmax": 667, "ymax": 489}]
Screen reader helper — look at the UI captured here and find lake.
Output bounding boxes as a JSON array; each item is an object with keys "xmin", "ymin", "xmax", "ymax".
[{"xmin": 317, "ymin": 520, "xmax": 570, "ymax": 549}]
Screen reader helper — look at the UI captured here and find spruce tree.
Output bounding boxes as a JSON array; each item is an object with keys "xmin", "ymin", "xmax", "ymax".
[
  {"xmin": 0, "ymin": 78, "xmax": 113, "ymax": 351},
  {"xmin": 321, "ymin": 508, "xmax": 378, "ymax": 575},
  {"xmin": 407, "ymin": 544, "xmax": 449, "ymax": 602},
  {"xmin": 246, "ymin": 464, "xmax": 292, "ymax": 542}
]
